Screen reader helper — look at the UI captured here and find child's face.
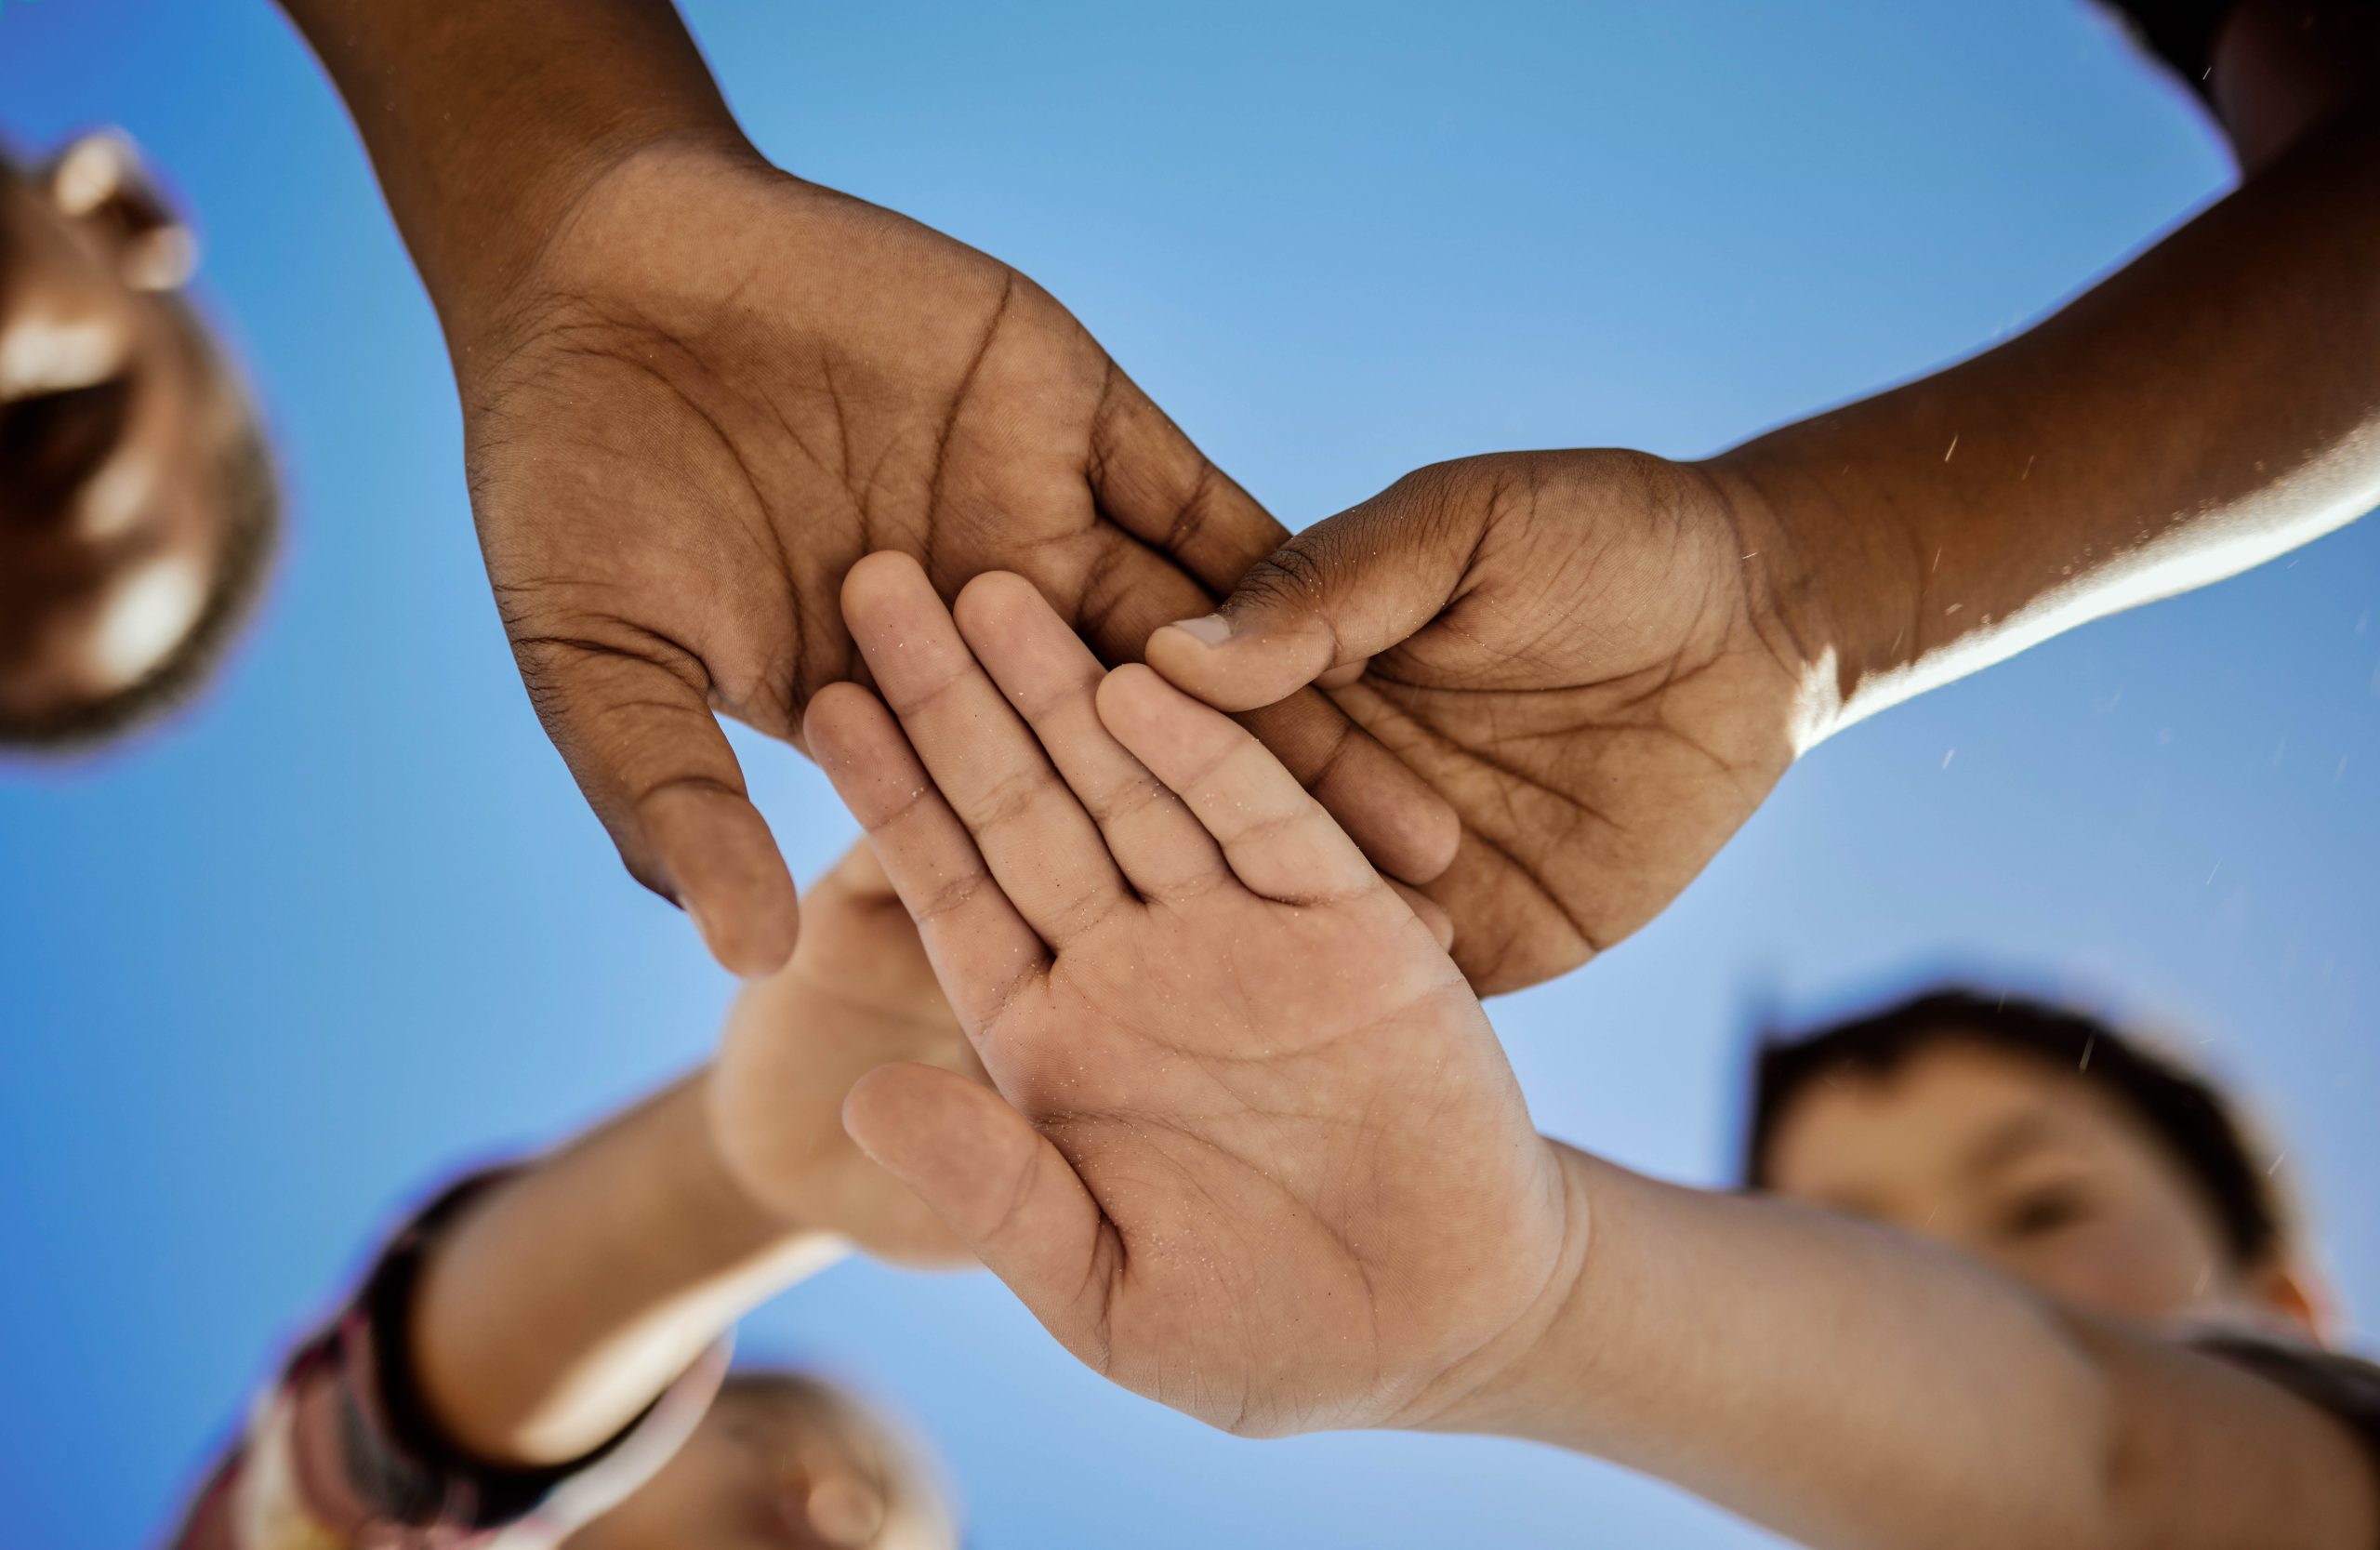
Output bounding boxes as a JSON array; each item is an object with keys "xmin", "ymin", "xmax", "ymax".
[
  {"xmin": 0, "ymin": 137, "xmax": 241, "ymax": 729},
  {"xmin": 1761, "ymin": 1037, "xmax": 2306, "ymax": 1332}
]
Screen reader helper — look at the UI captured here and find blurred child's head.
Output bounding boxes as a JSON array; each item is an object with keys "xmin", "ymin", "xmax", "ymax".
[
  {"xmin": 562, "ymin": 1371, "xmax": 958, "ymax": 1550},
  {"xmin": 0, "ymin": 131, "xmax": 278, "ymax": 751},
  {"xmin": 1744, "ymin": 987, "xmax": 2329, "ymax": 1339}
]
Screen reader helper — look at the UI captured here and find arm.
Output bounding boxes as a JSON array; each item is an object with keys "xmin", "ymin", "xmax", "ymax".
[
  {"xmin": 1445, "ymin": 1148, "xmax": 2380, "ymax": 1550},
  {"xmin": 1714, "ymin": 0, "xmax": 2380, "ymax": 727},
  {"xmin": 808, "ymin": 562, "xmax": 2375, "ymax": 1549},
  {"xmin": 406, "ymin": 1072, "xmax": 837, "ymax": 1467},
  {"xmin": 270, "ymin": 0, "xmax": 739, "ymax": 342},
  {"xmin": 1141, "ymin": 0, "xmax": 2380, "ymax": 993},
  {"xmin": 413, "ymin": 841, "xmax": 979, "ymax": 1466},
  {"xmin": 271, "ymin": 0, "xmax": 1455, "ymax": 978},
  {"xmin": 166, "ymin": 844, "xmax": 978, "ymax": 1549}
]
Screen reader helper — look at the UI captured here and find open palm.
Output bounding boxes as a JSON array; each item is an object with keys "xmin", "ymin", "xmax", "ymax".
[
  {"xmin": 804, "ymin": 555, "xmax": 1576, "ymax": 1437},
  {"xmin": 456, "ymin": 137, "xmax": 1452, "ymax": 973}
]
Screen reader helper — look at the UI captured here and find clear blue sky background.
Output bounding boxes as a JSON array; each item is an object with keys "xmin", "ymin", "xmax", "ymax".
[{"xmin": 3, "ymin": 2, "xmax": 2376, "ymax": 1545}]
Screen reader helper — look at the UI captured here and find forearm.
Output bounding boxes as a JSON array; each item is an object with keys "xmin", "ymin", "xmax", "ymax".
[
  {"xmin": 273, "ymin": 0, "xmax": 747, "ymax": 334},
  {"xmin": 1452, "ymin": 1147, "xmax": 2373, "ymax": 1550},
  {"xmin": 1712, "ymin": 97, "xmax": 2380, "ymax": 731},
  {"xmin": 409, "ymin": 1072, "xmax": 841, "ymax": 1467}
]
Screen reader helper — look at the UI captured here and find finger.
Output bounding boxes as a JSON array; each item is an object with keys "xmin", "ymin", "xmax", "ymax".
[
  {"xmin": 951, "ymin": 571, "xmax": 1224, "ymax": 901},
  {"xmin": 804, "ymin": 682, "xmax": 1047, "ymax": 1033},
  {"xmin": 1389, "ymin": 881, "xmax": 1457, "ymax": 954},
  {"xmin": 1061, "ymin": 529, "xmax": 1460, "ymax": 887},
  {"xmin": 1095, "ymin": 664, "xmax": 1379, "ymax": 906},
  {"xmin": 822, "ymin": 835, "xmax": 897, "ymax": 902},
  {"xmin": 1144, "ymin": 468, "xmax": 1488, "ymax": 712},
  {"xmin": 511, "ymin": 632, "xmax": 798, "ymax": 977},
  {"xmin": 1086, "ymin": 366, "xmax": 1288, "ymax": 594},
  {"xmin": 840, "ymin": 552, "xmax": 1133, "ymax": 948},
  {"xmin": 843, "ymin": 1063, "xmax": 1117, "ymax": 1365}
]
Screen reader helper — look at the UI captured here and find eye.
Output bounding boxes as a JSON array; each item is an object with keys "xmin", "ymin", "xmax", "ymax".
[{"xmin": 1999, "ymin": 1183, "xmax": 2091, "ymax": 1239}]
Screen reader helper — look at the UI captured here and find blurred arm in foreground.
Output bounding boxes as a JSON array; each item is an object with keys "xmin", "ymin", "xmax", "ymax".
[{"xmin": 169, "ymin": 845, "xmax": 972, "ymax": 1550}]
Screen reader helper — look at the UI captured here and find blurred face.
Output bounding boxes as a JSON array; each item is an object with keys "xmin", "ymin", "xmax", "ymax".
[
  {"xmin": 0, "ymin": 135, "xmax": 232, "ymax": 728},
  {"xmin": 562, "ymin": 1384, "xmax": 955, "ymax": 1550},
  {"xmin": 1761, "ymin": 1038, "xmax": 2304, "ymax": 1331}
]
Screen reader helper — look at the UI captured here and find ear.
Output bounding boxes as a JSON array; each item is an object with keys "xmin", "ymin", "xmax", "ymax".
[
  {"xmin": 46, "ymin": 131, "xmax": 195, "ymax": 292},
  {"xmin": 2246, "ymin": 1257, "xmax": 2337, "ymax": 1344}
]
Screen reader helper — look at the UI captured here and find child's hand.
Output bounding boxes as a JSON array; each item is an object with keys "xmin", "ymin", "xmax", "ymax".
[
  {"xmin": 710, "ymin": 841, "xmax": 985, "ymax": 1267},
  {"xmin": 805, "ymin": 554, "xmax": 1583, "ymax": 1436},
  {"xmin": 1144, "ymin": 449, "xmax": 1825, "ymax": 995}
]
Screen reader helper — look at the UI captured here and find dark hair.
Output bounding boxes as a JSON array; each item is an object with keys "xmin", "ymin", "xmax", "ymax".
[
  {"xmin": 0, "ymin": 288, "xmax": 282, "ymax": 751},
  {"xmin": 1742, "ymin": 987, "xmax": 2286, "ymax": 1270}
]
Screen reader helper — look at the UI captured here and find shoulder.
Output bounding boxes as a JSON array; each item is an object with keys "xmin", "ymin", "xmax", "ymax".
[{"xmin": 2192, "ymin": 1331, "xmax": 2380, "ymax": 1464}]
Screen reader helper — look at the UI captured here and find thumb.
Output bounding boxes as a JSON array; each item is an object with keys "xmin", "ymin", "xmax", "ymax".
[
  {"xmin": 842, "ymin": 1064, "xmax": 1117, "ymax": 1353},
  {"xmin": 512, "ymin": 634, "xmax": 800, "ymax": 977},
  {"xmin": 1144, "ymin": 467, "xmax": 1488, "ymax": 713}
]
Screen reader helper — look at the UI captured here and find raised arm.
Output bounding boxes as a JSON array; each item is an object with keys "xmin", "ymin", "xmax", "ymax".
[
  {"xmin": 1144, "ymin": 0, "xmax": 2380, "ymax": 991},
  {"xmin": 1718, "ymin": 0, "xmax": 2380, "ymax": 724},
  {"xmin": 271, "ymin": 0, "xmax": 1456, "ymax": 978}
]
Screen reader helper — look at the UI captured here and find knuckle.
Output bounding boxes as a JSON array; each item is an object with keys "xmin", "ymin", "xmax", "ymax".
[{"xmin": 1227, "ymin": 542, "xmax": 1329, "ymax": 619}]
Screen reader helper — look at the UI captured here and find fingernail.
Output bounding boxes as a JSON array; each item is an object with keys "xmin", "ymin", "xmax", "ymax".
[{"xmin": 1168, "ymin": 614, "xmax": 1233, "ymax": 647}]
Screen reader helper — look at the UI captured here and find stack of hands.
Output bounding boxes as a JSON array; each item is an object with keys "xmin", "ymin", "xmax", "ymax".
[{"xmin": 187, "ymin": 3, "xmax": 2380, "ymax": 1547}]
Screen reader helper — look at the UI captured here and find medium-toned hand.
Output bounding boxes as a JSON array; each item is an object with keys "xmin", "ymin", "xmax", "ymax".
[
  {"xmin": 709, "ymin": 841, "xmax": 980, "ymax": 1268},
  {"xmin": 1144, "ymin": 449, "xmax": 1841, "ymax": 992},
  {"xmin": 457, "ymin": 136, "xmax": 1455, "ymax": 975},
  {"xmin": 803, "ymin": 554, "xmax": 1577, "ymax": 1437}
]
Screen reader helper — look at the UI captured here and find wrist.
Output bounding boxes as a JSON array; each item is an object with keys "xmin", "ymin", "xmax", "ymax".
[
  {"xmin": 1698, "ymin": 439, "xmax": 1929, "ymax": 736},
  {"xmin": 1391, "ymin": 1140, "xmax": 1605, "ymax": 1438},
  {"xmin": 279, "ymin": 0, "xmax": 755, "ymax": 341}
]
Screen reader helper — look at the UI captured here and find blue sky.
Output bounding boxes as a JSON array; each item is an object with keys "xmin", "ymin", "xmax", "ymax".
[{"xmin": 3, "ymin": 2, "xmax": 2374, "ymax": 1545}]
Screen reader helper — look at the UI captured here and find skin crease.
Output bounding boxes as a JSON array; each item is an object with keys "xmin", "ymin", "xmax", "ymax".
[
  {"xmin": 0, "ymin": 137, "xmax": 230, "ymax": 722},
  {"xmin": 1758, "ymin": 1039, "xmax": 2325, "ymax": 1336}
]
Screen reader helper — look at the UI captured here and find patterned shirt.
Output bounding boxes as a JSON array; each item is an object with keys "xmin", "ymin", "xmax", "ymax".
[{"xmin": 165, "ymin": 1172, "xmax": 727, "ymax": 1550}]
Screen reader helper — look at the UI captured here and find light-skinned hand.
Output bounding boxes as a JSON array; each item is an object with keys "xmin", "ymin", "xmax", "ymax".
[
  {"xmin": 710, "ymin": 841, "xmax": 982, "ymax": 1268},
  {"xmin": 803, "ymin": 553, "xmax": 1580, "ymax": 1436}
]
